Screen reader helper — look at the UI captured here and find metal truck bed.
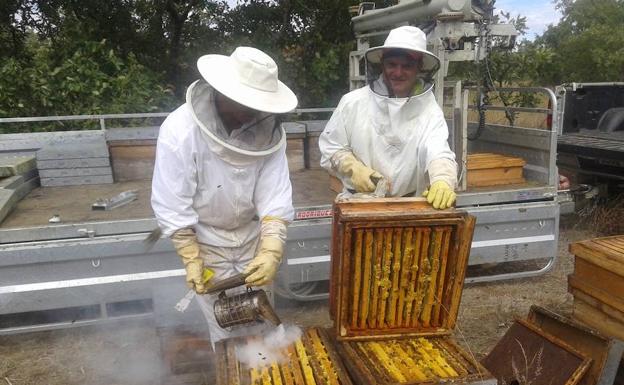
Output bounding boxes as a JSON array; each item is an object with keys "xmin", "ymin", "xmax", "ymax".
[
  {"xmin": 556, "ymin": 82, "xmax": 624, "ymax": 185},
  {"xmin": 558, "ymin": 131, "xmax": 624, "ymax": 159},
  {"xmin": 0, "ymin": 168, "xmax": 334, "ymax": 230},
  {"xmin": 0, "ymin": 86, "xmax": 561, "ymax": 333}
]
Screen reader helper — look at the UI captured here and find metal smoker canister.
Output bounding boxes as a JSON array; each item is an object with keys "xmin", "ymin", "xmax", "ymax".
[{"xmin": 213, "ymin": 288, "xmax": 281, "ymax": 328}]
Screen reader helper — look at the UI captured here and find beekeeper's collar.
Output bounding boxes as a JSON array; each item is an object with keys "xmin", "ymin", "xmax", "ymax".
[{"xmin": 370, "ymin": 75, "xmax": 433, "ymax": 99}]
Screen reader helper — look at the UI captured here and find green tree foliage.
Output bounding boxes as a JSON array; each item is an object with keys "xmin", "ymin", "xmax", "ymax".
[
  {"xmin": 216, "ymin": 0, "xmax": 360, "ymax": 107},
  {"xmin": 0, "ymin": 0, "xmax": 362, "ymax": 119},
  {"xmin": 3, "ymin": 0, "xmax": 624, "ymax": 122},
  {"xmin": 536, "ymin": 0, "xmax": 624, "ymax": 84},
  {"xmin": 24, "ymin": 0, "xmax": 228, "ymax": 99},
  {"xmin": 0, "ymin": 37, "xmax": 175, "ymax": 120},
  {"xmin": 452, "ymin": 0, "xmax": 624, "ymax": 88}
]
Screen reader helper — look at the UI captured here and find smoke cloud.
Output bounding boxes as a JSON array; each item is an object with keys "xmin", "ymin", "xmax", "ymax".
[{"xmin": 235, "ymin": 324, "xmax": 302, "ymax": 368}]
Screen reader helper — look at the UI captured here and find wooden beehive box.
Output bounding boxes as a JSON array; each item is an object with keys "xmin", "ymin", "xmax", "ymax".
[
  {"xmin": 215, "ymin": 327, "xmax": 353, "ymax": 385},
  {"xmin": 482, "ymin": 318, "xmax": 591, "ymax": 385},
  {"xmin": 526, "ymin": 306, "xmax": 624, "ymax": 385},
  {"xmin": 330, "ymin": 197, "xmax": 494, "ymax": 384},
  {"xmin": 466, "ymin": 152, "xmax": 526, "ymax": 187},
  {"xmin": 568, "ymin": 235, "xmax": 624, "ymax": 341}
]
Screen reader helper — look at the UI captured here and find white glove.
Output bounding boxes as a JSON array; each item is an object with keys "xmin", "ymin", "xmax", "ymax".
[
  {"xmin": 171, "ymin": 228, "xmax": 209, "ymax": 294},
  {"xmin": 423, "ymin": 180, "xmax": 456, "ymax": 209},
  {"xmin": 244, "ymin": 237, "xmax": 284, "ymax": 286},
  {"xmin": 243, "ymin": 216, "xmax": 288, "ymax": 286},
  {"xmin": 332, "ymin": 151, "xmax": 383, "ymax": 193}
]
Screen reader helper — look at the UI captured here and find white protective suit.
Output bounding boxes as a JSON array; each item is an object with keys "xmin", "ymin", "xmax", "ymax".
[
  {"xmin": 151, "ymin": 80, "xmax": 294, "ymax": 343},
  {"xmin": 319, "ymin": 77, "xmax": 457, "ymax": 197}
]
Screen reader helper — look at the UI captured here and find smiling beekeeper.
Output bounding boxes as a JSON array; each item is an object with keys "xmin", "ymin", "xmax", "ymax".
[
  {"xmin": 319, "ymin": 26, "xmax": 457, "ymax": 209},
  {"xmin": 151, "ymin": 47, "xmax": 297, "ymax": 344}
]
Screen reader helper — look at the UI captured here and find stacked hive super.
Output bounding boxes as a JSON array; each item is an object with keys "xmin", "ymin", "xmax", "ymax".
[
  {"xmin": 466, "ymin": 152, "xmax": 526, "ymax": 187},
  {"xmin": 215, "ymin": 197, "xmax": 494, "ymax": 385},
  {"xmin": 568, "ymin": 235, "xmax": 624, "ymax": 342},
  {"xmin": 330, "ymin": 198, "xmax": 493, "ymax": 384}
]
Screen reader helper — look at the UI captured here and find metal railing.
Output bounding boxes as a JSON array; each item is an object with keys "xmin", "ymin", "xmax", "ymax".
[{"xmin": 0, "ymin": 108, "xmax": 334, "ymax": 129}]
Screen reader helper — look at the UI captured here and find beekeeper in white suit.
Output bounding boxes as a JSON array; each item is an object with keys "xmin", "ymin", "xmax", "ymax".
[
  {"xmin": 151, "ymin": 46, "xmax": 297, "ymax": 344},
  {"xmin": 319, "ymin": 26, "xmax": 457, "ymax": 209}
]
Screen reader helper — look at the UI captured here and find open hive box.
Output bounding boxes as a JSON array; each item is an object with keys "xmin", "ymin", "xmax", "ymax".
[
  {"xmin": 330, "ymin": 198, "xmax": 494, "ymax": 385},
  {"xmin": 215, "ymin": 326, "xmax": 353, "ymax": 385},
  {"xmin": 215, "ymin": 198, "xmax": 493, "ymax": 385}
]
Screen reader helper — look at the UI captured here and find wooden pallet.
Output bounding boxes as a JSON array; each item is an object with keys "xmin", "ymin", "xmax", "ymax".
[{"xmin": 466, "ymin": 152, "xmax": 526, "ymax": 187}]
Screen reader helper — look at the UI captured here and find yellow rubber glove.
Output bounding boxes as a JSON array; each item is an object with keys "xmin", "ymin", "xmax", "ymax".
[
  {"xmin": 244, "ymin": 237, "xmax": 284, "ymax": 286},
  {"xmin": 422, "ymin": 180, "xmax": 456, "ymax": 209},
  {"xmin": 335, "ymin": 152, "xmax": 382, "ymax": 193},
  {"xmin": 171, "ymin": 228, "xmax": 208, "ymax": 294}
]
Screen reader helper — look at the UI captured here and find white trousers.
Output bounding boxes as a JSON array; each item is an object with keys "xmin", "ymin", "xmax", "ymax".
[{"xmin": 194, "ymin": 238, "xmax": 271, "ymax": 347}]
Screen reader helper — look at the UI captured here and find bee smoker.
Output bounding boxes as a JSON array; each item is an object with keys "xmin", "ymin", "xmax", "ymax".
[{"xmin": 205, "ymin": 273, "xmax": 281, "ymax": 329}]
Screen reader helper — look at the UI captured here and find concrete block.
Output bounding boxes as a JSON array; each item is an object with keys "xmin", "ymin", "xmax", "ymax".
[
  {"xmin": 0, "ymin": 175, "xmax": 24, "ymax": 189},
  {"xmin": 39, "ymin": 167, "xmax": 113, "ymax": 178},
  {"xmin": 36, "ymin": 142, "xmax": 109, "ymax": 160},
  {"xmin": 36, "ymin": 157, "xmax": 110, "ymax": 170},
  {"xmin": 0, "ymin": 188, "xmax": 18, "ymax": 224},
  {"xmin": 40, "ymin": 174, "xmax": 113, "ymax": 187},
  {"xmin": 14, "ymin": 176, "xmax": 40, "ymax": 200},
  {"xmin": 0, "ymin": 156, "xmax": 37, "ymax": 177},
  {"xmin": 0, "ymin": 130, "xmax": 104, "ymax": 152},
  {"xmin": 19, "ymin": 168, "xmax": 39, "ymax": 180}
]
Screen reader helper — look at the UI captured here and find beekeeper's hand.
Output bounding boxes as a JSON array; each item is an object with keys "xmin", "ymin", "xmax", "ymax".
[
  {"xmin": 171, "ymin": 228, "xmax": 208, "ymax": 294},
  {"xmin": 333, "ymin": 151, "xmax": 382, "ymax": 193},
  {"xmin": 422, "ymin": 180, "xmax": 456, "ymax": 209},
  {"xmin": 244, "ymin": 216, "xmax": 288, "ymax": 286},
  {"xmin": 244, "ymin": 237, "xmax": 283, "ymax": 286}
]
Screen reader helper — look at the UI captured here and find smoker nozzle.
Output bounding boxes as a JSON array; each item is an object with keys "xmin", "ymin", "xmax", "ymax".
[
  {"xmin": 255, "ymin": 290, "xmax": 282, "ymax": 326},
  {"xmin": 205, "ymin": 272, "xmax": 249, "ymax": 294}
]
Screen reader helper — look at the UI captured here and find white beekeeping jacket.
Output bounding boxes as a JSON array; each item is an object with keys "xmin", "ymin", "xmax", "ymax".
[
  {"xmin": 151, "ymin": 83, "xmax": 294, "ymax": 247},
  {"xmin": 319, "ymin": 79, "xmax": 456, "ymax": 197}
]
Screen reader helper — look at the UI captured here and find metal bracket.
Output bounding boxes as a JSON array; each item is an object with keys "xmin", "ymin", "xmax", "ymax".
[
  {"xmin": 77, "ymin": 228, "xmax": 96, "ymax": 239},
  {"xmin": 92, "ymin": 190, "xmax": 138, "ymax": 211}
]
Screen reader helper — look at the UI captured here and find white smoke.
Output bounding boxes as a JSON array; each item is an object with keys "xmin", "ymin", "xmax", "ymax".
[{"xmin": 235, "ymin": 324, "xmax": 303, "ymax": 369}]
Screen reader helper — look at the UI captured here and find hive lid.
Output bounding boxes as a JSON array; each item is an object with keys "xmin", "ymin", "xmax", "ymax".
[
  {"xmin": 569, "ymin": 235, "xmax": 624, "ymax": 277},
  {"xmin": 466, "ymin": 153, "xmax": 526, "ymax": 170},
  {"xmin": 330, "ymin": 197, "xmax": 475, "ymax": 340}
]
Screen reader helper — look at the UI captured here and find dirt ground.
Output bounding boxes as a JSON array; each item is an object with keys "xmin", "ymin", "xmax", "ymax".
[{"xmin": 0, "ymin": 215, "xmax": 596, "ymax": 385}]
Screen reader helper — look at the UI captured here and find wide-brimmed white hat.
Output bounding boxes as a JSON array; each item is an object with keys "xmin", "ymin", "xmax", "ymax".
[
  {"xmin": 197, "ymin": 47, "xmax": 298, "ymax": 114},
  {"xmin": 365, "ymin": 26, "xmax": 440, "ymax": 74}
]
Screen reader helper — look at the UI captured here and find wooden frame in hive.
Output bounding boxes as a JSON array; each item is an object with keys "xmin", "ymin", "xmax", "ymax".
[
  {"xmin": 329, "ymin": 197, "xmax": 495, "ymax": 385},
  {"xmin": 330, "ymin": 198, "xmax": 475, "ymax": 340},
  {"xmin": 215, "ymin": 327, "xmax": 353, "ymax": 385}
]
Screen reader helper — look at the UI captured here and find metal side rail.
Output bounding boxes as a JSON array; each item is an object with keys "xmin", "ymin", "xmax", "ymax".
[
  {"xmin": 278, "ymin": 205, "xmax": 333, "ymax": 301},
  {"xmin": 462, "ymin": 199, "xmax": 560, "ymax": 283}
]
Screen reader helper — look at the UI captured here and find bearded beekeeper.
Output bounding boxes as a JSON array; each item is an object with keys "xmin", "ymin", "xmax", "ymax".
[
  {"xmin": 319, "ymin": 26, "xmax": 457, "ymax": 209},
  {"xmin": 151, "ymin": 47, "xmax": 297, "ymax": 344}
]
